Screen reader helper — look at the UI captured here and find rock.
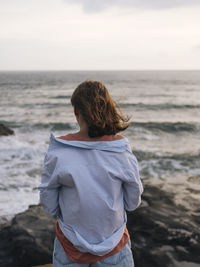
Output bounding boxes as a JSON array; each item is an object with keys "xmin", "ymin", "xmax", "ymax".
[
  {"xmin": 33, "ymin": 265, "xmax": 52, "ymax": 267},
  {"xmin": 0, "ymin": 205, "xmax": 56, "ymax": 267},
  {"xmin": 0, "ymin": 183, "xmax": 199, "ymax": 267},
  {"xmin": 127, "ymin": 183, "xmax": 200, "ymax": 267},
  {"xmin": 0, "ymin": 124, "xmax": 14, "ymax": 136}
]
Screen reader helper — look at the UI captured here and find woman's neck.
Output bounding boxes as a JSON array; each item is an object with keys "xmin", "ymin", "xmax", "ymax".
[
  {"xmin": 76, "ymin": 130, "xmax": 90, "ymax": 139},
  {"xmin": 75, "ymin": 130, "xmax": 102, "ymax": 140}
]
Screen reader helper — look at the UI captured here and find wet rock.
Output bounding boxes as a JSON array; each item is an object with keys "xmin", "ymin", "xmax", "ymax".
[
  {"xmin": 0, "ymin": 205, "xmax": 56, "ymax": 267},
  {"xmin": 0, "ymin": 124, "xmax": 14, "ymax": 136},
  {"xmin": 128, "ymin": 184, "xmax": 200, "ymax": 267},
  {"xmin": 0, "ymin": 184, "xmax": 199, "ymax": 267}
]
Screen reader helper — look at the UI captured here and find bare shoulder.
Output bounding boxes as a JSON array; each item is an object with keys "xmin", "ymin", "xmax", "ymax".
[
  {"xmin": 116, "ymin": 134, "xmax": 125, "ymax": 140},
  {"xmin": 56, "ymin": 133, "xmax": 74, "ymax": 140}
]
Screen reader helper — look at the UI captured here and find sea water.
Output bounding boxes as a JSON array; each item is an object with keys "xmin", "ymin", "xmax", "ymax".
[{"xmin": 0, "ymin": 70, "xmax": 200, "ymax": 223}]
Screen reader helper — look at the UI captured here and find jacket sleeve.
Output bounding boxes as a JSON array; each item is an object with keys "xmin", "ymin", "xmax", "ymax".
[
  {"xmin": 38, "ymin": 152, "xmax": 61, "ymax": 216},
  {"xmin": 123, "ymin": 154, "xmax": 143, "ymax": 211}
]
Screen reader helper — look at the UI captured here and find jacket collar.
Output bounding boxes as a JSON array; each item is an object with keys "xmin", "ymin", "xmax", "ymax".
[{"xmin": 49, "ymin": 133, "xmax": 131, "ymax": 153}]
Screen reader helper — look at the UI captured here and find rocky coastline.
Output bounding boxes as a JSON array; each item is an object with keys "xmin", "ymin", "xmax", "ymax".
[{"xmin": 0, "ymin": 181, "xmax": 199, "ymax": 267}]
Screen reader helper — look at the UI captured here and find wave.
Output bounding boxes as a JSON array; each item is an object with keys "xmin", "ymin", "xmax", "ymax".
[
  {"xmin": 19, "ymin": 103, "xmax": 71, "ymax": 109},
  {"xmin": 0, "ymin": 82, "xmax": 40, "ymax": 89},
  {"xmin": 130, "ymin": 121, "xmax": 199, "ymax": 132},
  {"xmin": 0, "ymin": 120, "xmax": 76, "ymax": 131},
  {"xmin": 33, "ymin": 122, "xmax": 76, "ymax": 130},
  {"xmin": 133, "ymin": 150, "xmax": 200, "ymax": 178},
  {"xmin": 0, "ymin": 120, "xmax": 22, "ymax": 128},
  {"xmin": 133, "ymin": 150, "xmax": 200, "ymax": 163},
  {"xmin": 50, "ymin": 95, "xmax": 71, "ymax": 99},
  {"xmin": 120, "ymin": 103, "xmax": 200, "ymax": 110}
]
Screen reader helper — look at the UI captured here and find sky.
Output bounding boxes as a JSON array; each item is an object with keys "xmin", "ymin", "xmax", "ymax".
[{"xmin": 1, "ymin": 0, "xmax": 200, "ymax": 70}]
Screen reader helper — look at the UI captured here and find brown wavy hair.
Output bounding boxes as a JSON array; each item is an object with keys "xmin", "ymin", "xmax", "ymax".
[{"xmin": 71, "ymin": 80, "xmax": 130, "ymax": 138}]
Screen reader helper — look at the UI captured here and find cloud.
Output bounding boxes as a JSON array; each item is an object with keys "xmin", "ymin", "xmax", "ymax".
[{"xmin": 64, "ymin": 0, "xmax": 200, "ymax": 13}]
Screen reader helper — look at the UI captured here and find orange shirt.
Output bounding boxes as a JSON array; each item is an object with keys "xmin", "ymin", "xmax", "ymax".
[
  {"xmin": 56, "ymin": 222, "xmax": 130, "ymax": 264},
  {"xmin": 55, "ymin": 133, "xmax": 130, "ymax": 263},
  {"xmin": 57, "ymin": 133, "xmax": 124, "ymax": 142}
]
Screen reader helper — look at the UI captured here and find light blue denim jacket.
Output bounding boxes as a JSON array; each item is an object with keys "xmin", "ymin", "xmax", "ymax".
[{"xmin": 38, "ymin": 133, "xmax": 143, "ymax": 256}]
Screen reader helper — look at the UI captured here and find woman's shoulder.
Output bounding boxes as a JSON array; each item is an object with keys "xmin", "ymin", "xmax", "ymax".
[
  {"xmin": 56, "ymin": 133, "xmax": 77, "ymax": 141},
  {"xmin": 56, "ymin": 133, "xmax": 125, "ymax": 142}
]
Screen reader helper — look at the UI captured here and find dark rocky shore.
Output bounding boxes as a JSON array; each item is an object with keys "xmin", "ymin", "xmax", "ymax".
[
  {"xmin": 0, "ymin": 124, "xmax": 14, "ymax": 136},
  {"xmin": 0, "ymin": 182, "xmax": 200, "ymax": 267}
]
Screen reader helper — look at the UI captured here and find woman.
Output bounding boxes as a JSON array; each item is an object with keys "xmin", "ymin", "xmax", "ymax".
[{"xmin": 39, "ymin": 80, "xmax": 143, "ymax": 266}]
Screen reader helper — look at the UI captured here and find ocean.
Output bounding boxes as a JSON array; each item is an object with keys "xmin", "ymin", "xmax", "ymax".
[{"xmin": 0, "ymin": 70, "xmax": 200, "ymax": 223}]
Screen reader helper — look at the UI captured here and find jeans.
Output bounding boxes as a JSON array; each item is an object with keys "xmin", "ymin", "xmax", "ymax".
[{"xmin": 53, "ymin": 237, "xmax": 134, "ymax": 267}]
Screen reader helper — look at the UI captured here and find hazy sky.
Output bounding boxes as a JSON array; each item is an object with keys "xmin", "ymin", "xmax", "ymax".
[{"xmin": 1, "ymin": 0, "xmax": 200, "ymax": 70}]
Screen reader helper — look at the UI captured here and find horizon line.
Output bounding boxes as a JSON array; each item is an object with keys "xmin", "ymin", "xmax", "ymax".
[{"xmin": 0, "ymin": 69, "xmax": 200, "ymax": 72}]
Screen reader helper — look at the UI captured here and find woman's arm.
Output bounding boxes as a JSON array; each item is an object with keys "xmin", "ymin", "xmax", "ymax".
[
  {"xmin": 38, "ymin": 153, "xmax": 61, "ymax": 216},
  {"xmin": 123, "ymin": 155, "xmax": 143, "ymax": 211}
]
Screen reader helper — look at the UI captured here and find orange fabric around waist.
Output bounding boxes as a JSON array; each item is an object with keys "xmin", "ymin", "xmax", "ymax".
[{"xmin": 56, "ymin": 221, "xmax": 130, "ymax": 264}]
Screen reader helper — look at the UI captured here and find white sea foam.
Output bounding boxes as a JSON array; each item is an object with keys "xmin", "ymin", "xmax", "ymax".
[{"xmin": 0, "ymin": 128, "xmax": 70, "ymax": 222}]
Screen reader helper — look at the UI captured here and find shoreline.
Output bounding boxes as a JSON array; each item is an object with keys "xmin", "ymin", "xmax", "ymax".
[{"xmin": 0, "ymin": 181, "xmax": 199, "ymax": 267}]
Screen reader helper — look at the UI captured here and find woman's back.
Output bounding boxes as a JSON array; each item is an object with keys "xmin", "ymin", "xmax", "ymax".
[{"xmin": 40, "ymin": 133, "xmax": 142, "ymax": 255}]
